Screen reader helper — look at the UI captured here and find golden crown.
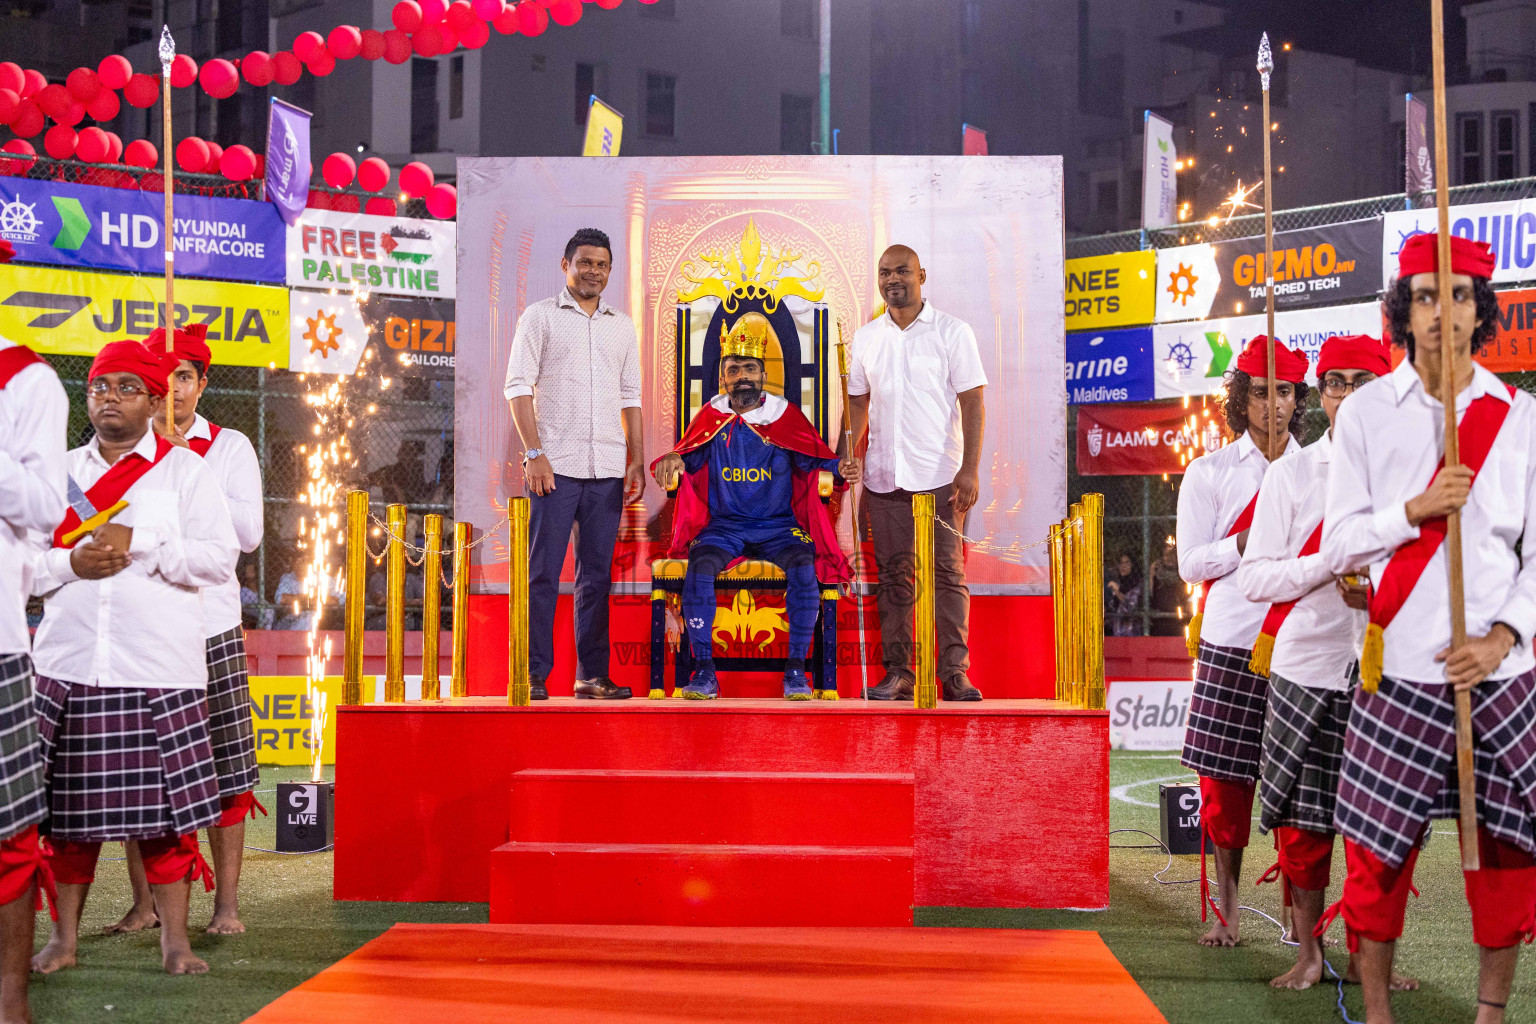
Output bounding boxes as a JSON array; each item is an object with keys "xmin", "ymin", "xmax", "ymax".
[{"xmin": 720, "ymin": 314, "xmax": 770, "ymax": 361}]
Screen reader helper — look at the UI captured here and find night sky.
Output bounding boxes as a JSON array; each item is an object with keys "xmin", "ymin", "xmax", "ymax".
[{"xmin": 1211, "ymin": 0, "xmax": 1467, "ymax": 80}]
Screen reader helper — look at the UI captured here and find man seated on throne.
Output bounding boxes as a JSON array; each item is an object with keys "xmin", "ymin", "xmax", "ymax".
[{"xmin": 651, "ymin": 314, "xmax": 858, "ymax": 700}]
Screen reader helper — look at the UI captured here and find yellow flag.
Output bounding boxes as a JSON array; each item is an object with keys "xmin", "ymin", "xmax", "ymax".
[{"xmin": 582, "ymin": 95, "xmax": 623, "ymax": 157}]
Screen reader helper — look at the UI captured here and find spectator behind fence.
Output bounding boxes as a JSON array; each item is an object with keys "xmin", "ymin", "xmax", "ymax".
[
  {"xmin": 239, "ymin": 562, "xmax": 270, "ymax": 630},
  {"xmin": 369, "ymin": 438, "xmax": 433, "ymax": 506},
  {"xmin": 1105, "ymin": 552, "xmax": 1144, "ymax": 636},
  {"xmin": 1148, "ymin": 542, "xmax": 1184, "ymax": 636}
]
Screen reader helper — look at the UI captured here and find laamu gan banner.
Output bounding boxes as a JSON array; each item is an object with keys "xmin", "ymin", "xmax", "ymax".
[
  {"xmin": 1064, "ymin": 251, "xmax": 1156, "ymax": 332},
  {"xmin": 0, "ymin": 176, "xmax": 285, "ymax": 283},
  {"xmin": 287, "ymin": 208, "xmax": 456, "ymax": 299},
  {"xmin": 1076, "ymin": 400, "xmax": 1224, "ymax": 476},
  {"xmin": 1382, "ymin": 198, "xmax": 1536, "ymax": 288},
  {"xmin": 0, "ymin": 264, "xmax": 288, "ymax": 366}
]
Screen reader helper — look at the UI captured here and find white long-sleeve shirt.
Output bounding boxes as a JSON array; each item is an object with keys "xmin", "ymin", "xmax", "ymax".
[
  {"xmin": 1177, "ymin": 430, "xmax": 1300, "ymax": 649},
  {"xmin": 0, "ymin": 339, "xmax": 68, "ymax": 655},
  {"xmin": 30, "ymin": 430, "xmax": 238, "ymax": 690},
  {"xmin": 187, "ymin": 415, "xmax": 263, "ymax": 636},
  {"xmin": 1324, "ymin": 359, "xmax": 1536, "ymax": 684},
  {"xmin": 1237, "ymin": 432, "xmax": 1363, "ymax": 690}
]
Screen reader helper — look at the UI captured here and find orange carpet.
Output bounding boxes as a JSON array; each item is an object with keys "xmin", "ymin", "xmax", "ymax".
[{"xmin": 243, "ymin": 923, "xmax": 1168, "ymax": 1023}]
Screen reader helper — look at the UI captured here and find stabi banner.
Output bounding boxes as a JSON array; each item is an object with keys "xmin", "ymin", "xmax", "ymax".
[
  {"xmin": 1064, "ymin": 250, "xmax": 1156, "ymax": 332},
  {"xmin": 1155, "ymin": 218, "xmax": 1382, "ymax": 323},
  {"xmin": 287, "ymin": 208, "xmax": 456, "ymax": 299},
  {"xmin": 0, "ymin": 176, "xmax": 285, "ymax": 283},
  {"xmin": 1382, "ymin": 198, "xmax": 1536, "ymax": 288},
  {"xmin": 1076, "ymin": 400, "xmax": 1224, "ymax": 476},
  {"xmin": 364, "ymin": 295, "xmax": 455, "ymax": 379},
  {"xmin": 0, "ymin": 263, "xmax": 288, "ymax": 366}
]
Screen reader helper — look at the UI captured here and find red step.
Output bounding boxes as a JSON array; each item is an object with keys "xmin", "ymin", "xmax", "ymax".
[
  {"xmin": 508, "ymin": 769, "xmax": 914, "ymax": 847},
  {"xmin": 489, "ymin": 841, "xmax": 914, "ymax": 926}
]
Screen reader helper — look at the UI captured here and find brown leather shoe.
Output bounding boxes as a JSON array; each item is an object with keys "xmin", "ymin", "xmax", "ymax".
[
  {"xmin": 943, "ymin": 676, "xmax": 983, "ymax": 701},
  {"xmin": 865, "ymin": 674, "xmax": 915, "ymax": 701},
  {"xmin": 574, "ymin": 677, "xmax": 633, "ymax": 700}
]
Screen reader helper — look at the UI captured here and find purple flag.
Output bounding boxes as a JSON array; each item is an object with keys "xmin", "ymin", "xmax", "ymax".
[
  {"xmin": 266, "ymin": 98, "xmax": 311, "ymax": 226},
  {"xmin": 1406, "ymin": 94, "xmax": 1433, "ymax": 195}
]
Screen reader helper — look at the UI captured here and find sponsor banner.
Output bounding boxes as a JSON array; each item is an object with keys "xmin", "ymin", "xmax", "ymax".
[
  {"xmin": 1065, "ymin": 250, "xmax": 1156, "ymax": 332},
  {"xmin": 1406, "ymin": 95, "xmax": 1433, "ymax": 194},
  {"xmin": 1065, "ymin": 326, "xmax": 1154, "ymax": 403},
  {"xmin": 287, "ymin": 209, "xmax": 456, "ymax": 299},
  {"xmin": 1108, "ymin": 678, "xmax": 1194, "ymax": 751},
  {"xmin": 1481, "ymin": 287, "xmax": 1536, "ymax": 372},
  {"xmin": 249, "ymin": 675, "xmax": 351, "ymax": 766},
  {"xmin": 0, "ymin": 264, "xmax": 288, "ymax": 366},
  {"xmin": 1382, "ymin": 198, "xmax": 1536, "ymax": 287},
  {"xmin": 1141, "ymin": 112, "xmax": 1177, "ymax": 230},
  {"xmin": 266, "ymin": 98, "xmax": 312, "ymax": 225},
  {"xmin": 1077, "ymin": 400, "xmax": 1223, "ymax": 476},
  {"xmin": 1153, "ymin": 301, "xmax": 1383, "ymax": 399},
  {"xmin": 1155, "ymin": 219, "xmax": 1382, "ymax": 322},
  {"xmin": 364, "ymin": 295, "xmax": 455, "ymax": 378},
  {"xmin": 0, "ymin": 177, "xmax": 285, "ymax": 283},
  {"xmin": 962, "ymin": 122, "xmax": 988, "ymax": 155},
  {"xmin": 290, "ymin": 287, "xmax": 368, "ymax": 375},
  {"xmin": 583, "ymin": 95, "xmax": 624, "ymax": 157}
]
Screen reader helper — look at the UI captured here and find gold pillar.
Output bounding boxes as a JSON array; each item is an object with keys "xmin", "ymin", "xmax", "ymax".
[
  {"xmin": 384, "ymin": 503, "xmax": 407, "ymax": 703},
  {"xmin": 1082, "ymin": 493, "xmax": 1106, "ymax": 711},
  {"xmin": 912, "ymin": 493, "xmax": 937, "ymax": 710},
  {"xmin": 420, "ymin": 514, "xmax": 443, "ymax": 701},
  {"xmin": 508, "ymin": 496, "xmax": 531, "ymax": 706},
  {"xmin": 342, "ymin": 489, "xmax": 368, "ymax": 706},
  {"xmin": 1049, "ymin": 522, "xmax": 1065, "ymax": 703},
  {"xmin": 1067, "ymin": 503, "xmax": 1083, "ymax": 708},
  {"xmin": 450, "ymin": 520, "xmax": 470, "ymax": 699}
]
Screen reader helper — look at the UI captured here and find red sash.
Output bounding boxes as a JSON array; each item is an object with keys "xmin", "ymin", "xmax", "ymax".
[
  {"xmin": 188, "ymin": 422, "xmax": 222, "ymax": 458},
  {"xmin": 0, "ymin": 346, "xmax": 45, "ymax": 389},
  {"xmin": 1359, "ymin": 386, "xmax": 1517, "ymax": 690},
  {"xmin": 1185, "ymin": 491, "xmax": 1259, "ymax": 657},
  {"xmin": 51, "ymin": 436, "xmax": 174, "ymax": 549},
  {"xmin": 1248, "ymin": 519, "xmax": 1324, "ymax": 676}
]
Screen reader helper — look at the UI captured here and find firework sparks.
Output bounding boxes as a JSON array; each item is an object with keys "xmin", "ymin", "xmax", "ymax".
[{"xmin": 1219, "ymin": 179, "xmax": 1262, "ymax": 223}]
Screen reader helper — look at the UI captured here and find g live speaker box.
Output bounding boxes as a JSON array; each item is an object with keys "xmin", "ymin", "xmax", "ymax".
[
  {"xmin": 277, "ymin": 781, "xmax": 334, "ymax": 852},
  {"xmin": 1159, "ymin": 783, "xmax": 1202, "ymax": 855}
]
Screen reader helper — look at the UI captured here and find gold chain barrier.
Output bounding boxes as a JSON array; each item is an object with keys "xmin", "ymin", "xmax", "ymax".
[
  {"xmin": 383, "ymin": 503, "xmax": 407, "ymax": 703},
  {"xmin": 420, "ymin": 514, "xmax": 443, "ymax": 701},
  {"xmin": 1051, "ymin": 494, "xmax": 1105, "ymax": 711},
  {"xmin": 450, "ymin": 521, "xmax": 470, "ymax": 698},
  {"xmin": 508, "ymin": 496, "xmax": 531, "ymax": 707},
  {"xmin": 342, "ymin": 490, "xmax": 368, "ymax": 707},
  {"xmin": 913, "ymin": 493, "xmax": 938, "ymax": 710}
]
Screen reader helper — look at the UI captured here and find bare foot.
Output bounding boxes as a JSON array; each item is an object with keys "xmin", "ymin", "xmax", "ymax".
[
  {"xmin": 102, "ymin": 906, "xmax": 158, "ymax": 935},
  {"xmin": 30, "ymin": 940, "xmax": 76, "ymax": 975},
  {"xmin": 162, "ymin": 947, "xmax": 209, "ymax": 975},
  {"xmin": 1343, "ymin": 960, "xmax": 1419, "ymax": 991},
  {"xmin": 1271, "ymin": 959, "xmax": 1324, "ymax": 990},
  {"xmin": 204, "ymin": 909, "xmax": 245, "ymax": 935},
  {"xmin": 1198, "ymin": 922, "xmax": 1240, "ymax": 947}
]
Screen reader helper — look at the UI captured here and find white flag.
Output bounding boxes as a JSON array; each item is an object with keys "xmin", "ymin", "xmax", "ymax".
[{"xmin": 1142, "ymin": 113, "xmax": 1178, "ymax": 230}]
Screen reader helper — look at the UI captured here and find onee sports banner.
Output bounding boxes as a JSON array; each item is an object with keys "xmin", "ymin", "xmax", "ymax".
[
  {"xmin": 287, "ymin": 208, "xmax": 456, "ymax": 299},
  {"xmin": 0, "ymin": 264, "xmax": 289, "ymax": 366},
  {"xmin": 1076, "ymin": 400, "xmax": 1223, "ymax": 476},
  {"xmin": 1064, "ymin": 251, "xmax": 1156, "ymax": 332},
  {"xmin": 0, "ymin": 176, "xmax": 285, "ymax": 283}
]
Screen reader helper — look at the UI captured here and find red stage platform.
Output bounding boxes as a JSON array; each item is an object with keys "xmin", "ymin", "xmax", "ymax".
[{"xmin": 335, "ymin": 697, "xmax": 1108, "ymax": 918}]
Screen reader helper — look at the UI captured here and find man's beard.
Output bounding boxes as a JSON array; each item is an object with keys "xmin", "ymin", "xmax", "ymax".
[{"xmin": 729, "ymin": 382, "xmax": 763, "ymax": 409}]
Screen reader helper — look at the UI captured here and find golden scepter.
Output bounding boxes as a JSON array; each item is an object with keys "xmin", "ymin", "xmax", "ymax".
[
  {"xmin": 835, "ymin": 320, "xmax": 870, "ymax": 698},
  {"xmin": 158, "ymin": 24, "xmax": 177, "ymax": 429}
]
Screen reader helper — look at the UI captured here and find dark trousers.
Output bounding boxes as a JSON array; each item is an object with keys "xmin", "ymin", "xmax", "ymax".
[
  {"xmin": 865, "ymin": 483, "xmax": 971, "ymax": 682},
  {"xmin": 528, "ymin": 474, "xmax": 623, "ymax": 681}
]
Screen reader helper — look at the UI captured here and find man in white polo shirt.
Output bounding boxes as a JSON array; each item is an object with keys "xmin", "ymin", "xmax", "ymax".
[{"xmin": 848, "ymin": 245, "xmax": 987, "ymax": 701}]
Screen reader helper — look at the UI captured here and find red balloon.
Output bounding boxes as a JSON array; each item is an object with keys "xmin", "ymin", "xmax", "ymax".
[
  {"xmin": 328, "ymin": 25, "xmax": 363, "ymax": 59},
  {"xmin": 360, "ymin": 29, "xmax": 388, "ymax": 60},
  {"xmin": 596, "ymin": 0, "xmax": 622, "ymax": 8},
  {"xmin": 86, "ymin": 89, "xmax": 120, "ymax": 122},
  {"xmin": 199, "ymin": 58, "xmax": 240, "ymax": 99},
  {"xmin": 44, "ymin": 125, "xmax": 77, "ymax": 160},
  {"xmin": 124, "ymin": 138, "xmax": 157, "ymax": 168},
  {"xmin": 383, "ymin": 30, "xmax": 413, "ymax": 64},
  {"xmin": 105, "ymin": 132, "xmax": 123, "ymax": 163},
  {"xmin": 138, "ymin": 170, "xmax": 163, "ymax": 192},
  {"xmin": 66, "ymin": 67, "xmax": 101, "ymax": 104},
  {"xmin": 36, "ymin": 84, "xmax": 70, "ymax": 120},
  {"xmin": 437, "ymin": 25, "xmax": 459, "ymax": 52},
  {"xmin": 305, "ymin": 189, "xmax": 334, "ymax": 211},
  {"xmin": 446, "ymin": 1, "xmax": 477, "ymax": 31},
  {"xmin": 425, "ymin": 182, "xmax": 457, "ymax": 219},
  {"xmin": 322, "ymin": 151, "xmax": 356, "ymax": 188},
  {"xmin": 331, "ymin": 192, "xmax": 361, "ymax": 213},
  {"xmin": 205, "ymin": 141, "xmax": 224, "ymax": 170},
  {"xmin": 9, "ymin": 100, "xmax": 43, "ymax": 138},
  {"xmin": 420, "ymin": 0, "xmax": 448, "ymax": 24},
  {"xmin": 176, "ymin": 136, "xmax": 211, "ymax": 173},
  {"xmin": 392, "ymin": 0, "xmax": 424, "ymax": 32},
  {"xmin": 170, "ymin": 54, "xmax": 198, "ymax": 89},
  {"xmin": 221, "ymin": 144, "xmax": 257, "ymax": 181},
  {"xmin": 413, "ymin": 26, "xmax": 443, "ymax": 56},
  {"xmin": 493, "ymin": 5, "xmax": 521, "ymax": 33},
  {"xmin": 254, "ymin": 153, "xmax": 266, "ymax": 179},
  {"xmin": 357, "ymin": 156, "xmax": 390, "ymax": 192},
  {"xmin": 58, "ymin": 102, "xmax": 85, "ymax": 128},
  {"xmin": 21, "ymin": 70, "xmax": 45, "ymax": 99},
  {"xmin": 75, "ymin": 126, "xmax": 109, "ymax": 163},
  {"xmin": 472, "ymin": 0, "xmax": 505, "ymax": 18},
  {"xmin": 293, "ymin": 31, "xmax": 325, "ymax": 62},
  {"xmin": 549, "ymin": 0, "xmax": 582, "ymax": 27},
  {"xmin": 307, "ymin": 50, "xmax": 337, "ymax": 76},
  {"xmin": 0, "ymin": 139, "xmax": 35, "ymax": 176},
  {"xmin": 124, "ymin": 74, "xmax": 159, "ymax": 108},
  {"xmin": 243, "ymin": 51, "xmax": 274, "ymax": 86},
  {"xmin": 0, "ymin": 63, "xmax": 22, "ymax": 96},
  {"xmin": 365, "ymin": 196, "xmax": 398, "ymax": 216},
  {"xmin": 517, "ymin": 2, "xmax": 549, "ymax": 36},
  {"xmin": 0, "ymin": 89, "xmax": 16, "ymax": 124},
  {"xmin": 399, "ymin": 160, "xmax": 434, "ymax": 197},
  {"xmin": 461, "ymin": 20, "xmax": 490, "ymax": 47},
  {"xmin": 97, "ymin": 55, "xmax": 133, "ymax": 90},
  {"xmin": 272, "ymin": 51, "xmax": 303, "ymax": 86}
]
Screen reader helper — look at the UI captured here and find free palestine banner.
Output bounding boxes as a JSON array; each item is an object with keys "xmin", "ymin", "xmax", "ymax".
[{"xmin": 287, "ymin": 208, "xmax": 456, "ymax": 299}]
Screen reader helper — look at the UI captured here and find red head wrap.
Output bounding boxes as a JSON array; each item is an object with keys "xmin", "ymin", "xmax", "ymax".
[
  {"xmin": 142, "ymin": 323, "xmax": 212, "ymax": 373},
  {"xmin": 1396, "ymin": 232, "xmax": 1497, "ymax": 279},
  {"xmin": 0, "ymin": 239, "xmax": 13, "ymax": 264},
  {"xmin": 1234, "ymin": 335, "xmax": 1309, "ymax": 382},
  {"xmin": 1316, "ymin": 334, "xmax": 1391, "ymax": 379},
  {"xmin": 88, "ymin": 340, "xmax": 177, "ymax": 397}
]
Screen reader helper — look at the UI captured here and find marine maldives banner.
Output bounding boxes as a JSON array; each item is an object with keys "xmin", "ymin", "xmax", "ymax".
[
  {"xmin": 0, "ymin": 177, "xmax": 285, "ymax": 283},
  {"xmin": 1076, "ymin": 400, "xmax": 1223, "ymax": 476},
  {"xmin": 1382, "ymin": 199, "xmax": 1536, "ymax": 287},
  {"xmin": 1155, "ymin": 219, "xmax": 1382, "ymax": 323},
  {"xmin": 1065, "ymin": 326, "xmax": 1154, "ymax": 403},
  {"xmin": 287, "ymin": 209, "xmax": 456, "ymax": 299}
]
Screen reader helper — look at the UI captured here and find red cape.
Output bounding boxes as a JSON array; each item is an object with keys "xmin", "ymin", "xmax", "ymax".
[{"xmin": 652, "ymin": 395, "xmax": 850, "ymax": 583}]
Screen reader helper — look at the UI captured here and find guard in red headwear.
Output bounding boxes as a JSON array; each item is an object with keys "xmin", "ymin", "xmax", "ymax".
[
  {"xmin": 27, "ymin": 340, "xmax": 237, "ymax": 977},
  {"xmin": 1176, "ymin": 334, "xmax": 1308, "ymax": 946},
  {"xmin": 1322, "ymin": 233, "xmax": 1536, "ymax": 1023}
]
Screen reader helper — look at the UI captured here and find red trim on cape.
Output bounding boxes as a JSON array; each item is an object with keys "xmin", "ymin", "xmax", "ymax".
[
  {"xmin": 51, "ymin": 435, "xmax": 174, "ymax": 549},
  {"xmin": 188, "ymin": 421, "xmax": 222, "ymax": 458},
  {"xmin": 0, "ymin": 345, "xmax": 46, "ymax": 389}
]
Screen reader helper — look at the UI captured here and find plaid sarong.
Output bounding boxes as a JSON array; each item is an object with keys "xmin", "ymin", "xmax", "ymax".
[
  {"xmin": 206, "ymin": 627, "xmax": 259, "ymax": 797},
  {"xmin": 1180, "ymin": 641, "xmax": 1270, "ymax": 782},
  {"xmin": 1335, "ymin": 669, "xmax": 1536, "ymax": 869},
  {"xmin": 0, "ymin": 655, "xmax": 44, "ymax": 841},
  {"xmin": 1258, "ymin": 671, "xmax": 1351, "ymax": 834},
  {"xmin": 34, "ymin": 677, "xmax": 221, "ymax": 842}
]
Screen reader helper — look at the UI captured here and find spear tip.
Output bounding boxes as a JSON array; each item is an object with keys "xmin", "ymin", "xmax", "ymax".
[
  {"xmin": 158, "ymin": 25, "xmax": 176, "ymax": 67},
  {"xmin": 1257, "ymin": 31, "xmax": 1274, "ymax": 74}
]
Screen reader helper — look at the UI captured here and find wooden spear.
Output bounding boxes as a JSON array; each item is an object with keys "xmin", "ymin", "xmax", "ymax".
[
  {"xmin": 1429, "ymin": 0, "xmax": 1481, "ymax": 872},
  {"xmin": 1257, "ymin": 34, "xmax": 1279, "ymax": 461},
  {"xmin": 158, "ymin": 25, "xmax": 177, "ymax": 432}
]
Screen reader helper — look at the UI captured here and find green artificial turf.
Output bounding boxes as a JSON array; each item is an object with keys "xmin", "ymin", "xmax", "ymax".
[{"xmin": 24, "ymin": 756, "xmax": 1520, "ymax": 1023}]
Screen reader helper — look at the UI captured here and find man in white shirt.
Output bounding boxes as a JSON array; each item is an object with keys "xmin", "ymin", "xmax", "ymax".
[
  {"xmin": 0, "ymin": 243, "xmax": 68, "ymax": 1023},
  {"xmin": 29, "ymin": 340, "xmax": 237, "ymax": 978},
  {"xmin": 1177, "ymin": 335, "xmax": 1306, "ymax": 947},
  {"xmin": 504, "ymin": 228, "xmax": 643, "ymax": 700},
  {"xmin": 1238, "ymin": 334, "xmax": 1399, "ymax": 991},
  {"xmin": 847, "ymin": 246, "xmax": 987, "ymax": 701},
  {"xmin": 1322, "ymin": 233, "xmax": 1536, "ymax": 1024}
]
